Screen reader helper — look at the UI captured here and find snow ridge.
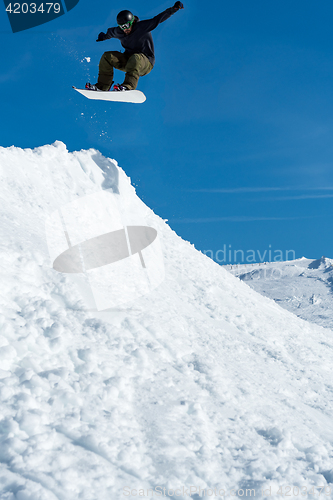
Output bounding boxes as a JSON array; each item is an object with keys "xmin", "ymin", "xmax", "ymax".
[{"xmin": 1, "ymin": 142, "xmax": 333, "ymax": 499}]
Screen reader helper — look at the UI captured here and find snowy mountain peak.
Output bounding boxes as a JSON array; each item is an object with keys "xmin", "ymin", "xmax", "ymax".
[
  {"xmin": 308, "ymin": 255, "xmax": 333, "ymax": 270},
  {"xmin": 1, "ymin": 143, "xmax": 333, "ymax": 498}
]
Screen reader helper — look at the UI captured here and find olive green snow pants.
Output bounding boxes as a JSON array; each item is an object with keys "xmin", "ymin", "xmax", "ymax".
[{"xmin": 97, "ymin": 51, "xmax": 153, "ymax": 91}]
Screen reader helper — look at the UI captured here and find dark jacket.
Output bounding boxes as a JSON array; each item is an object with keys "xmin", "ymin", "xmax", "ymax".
[{"xmin": 104, "ymin": 8, "xmax": 177, "ymax": 66}]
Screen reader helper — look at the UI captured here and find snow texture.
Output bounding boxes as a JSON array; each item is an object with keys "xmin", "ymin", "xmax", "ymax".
[{"xmin": 1, "ymin": 142, "xmax": 333, "ymax": 499}]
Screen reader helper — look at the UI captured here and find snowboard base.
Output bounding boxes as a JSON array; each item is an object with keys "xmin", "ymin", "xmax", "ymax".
[{"xmin": 72, "ymin": 86, "xmax": 146, "ymax": 104}]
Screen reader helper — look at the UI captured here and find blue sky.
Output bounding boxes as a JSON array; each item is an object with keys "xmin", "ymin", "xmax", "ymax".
[{"xmin": 1, "ymin": 0, "xmax": 333, "ymax": 264}]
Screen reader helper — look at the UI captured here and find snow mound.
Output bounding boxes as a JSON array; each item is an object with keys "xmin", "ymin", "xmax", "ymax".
[{"xmin": 1, "ymin": 142, "xmax": 333, "ymax": 499}]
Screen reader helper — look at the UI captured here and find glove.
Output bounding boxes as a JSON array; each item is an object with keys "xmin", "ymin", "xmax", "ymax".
[
  {"xmin": 96, "ymin": 32, "xmax": 106, "ymax": 42},
  {"xmin": 173, "ymin": 1, "xmax": 184, "ymax": 10}
]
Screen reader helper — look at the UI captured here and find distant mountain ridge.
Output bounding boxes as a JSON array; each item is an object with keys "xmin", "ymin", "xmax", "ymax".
[{"xmin": 229, "ymin": 257, "xmax": 333, "ymax": 330}]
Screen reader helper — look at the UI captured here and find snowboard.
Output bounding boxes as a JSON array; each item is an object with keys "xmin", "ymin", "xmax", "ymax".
[{"xmin": 72, "ymin": 86, "xmax": 146, "ymax": 104}]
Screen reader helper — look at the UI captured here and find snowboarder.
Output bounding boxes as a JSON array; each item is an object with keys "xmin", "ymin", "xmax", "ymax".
[{"xmin": 85, "ymin": 2, "xmax": 184, "ymax": 92}]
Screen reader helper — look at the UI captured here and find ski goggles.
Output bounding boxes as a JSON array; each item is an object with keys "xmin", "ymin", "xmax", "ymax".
[{"xmin": 118, "ymin": 19, "xmax": 134, "ymax": 30}]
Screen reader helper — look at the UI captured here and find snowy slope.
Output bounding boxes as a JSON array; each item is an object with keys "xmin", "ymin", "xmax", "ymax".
[
  {"xmin": 1, "ymin": 142, "xmax": 333, "ymax": 500},
  {"xmin": 228, "ymin": 258, "xmax": 333, "ymax": 330}
]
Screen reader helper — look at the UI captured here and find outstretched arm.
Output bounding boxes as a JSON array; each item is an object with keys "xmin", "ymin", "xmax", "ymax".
[
  {"xmin": 96, "ymin": 27, "xmax": 118, "ymax": 41},
  {"xmin": 138, "ymin": 2, "xmax": 184, "ymax": 33}
]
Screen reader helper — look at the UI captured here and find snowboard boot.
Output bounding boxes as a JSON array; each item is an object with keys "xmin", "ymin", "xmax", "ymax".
[
  {"xmin": 85, "ymin": 82, "xmax": 99, "ymax": 91},
  {"xmin": 113, "ymin": 83, "xmax": 129, "ymax": 91}
]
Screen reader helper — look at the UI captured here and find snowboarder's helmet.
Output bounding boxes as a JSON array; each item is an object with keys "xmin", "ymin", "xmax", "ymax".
[{"xmin": 117, "ymin": 10, "xmax": 134, "ymax": 29}]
